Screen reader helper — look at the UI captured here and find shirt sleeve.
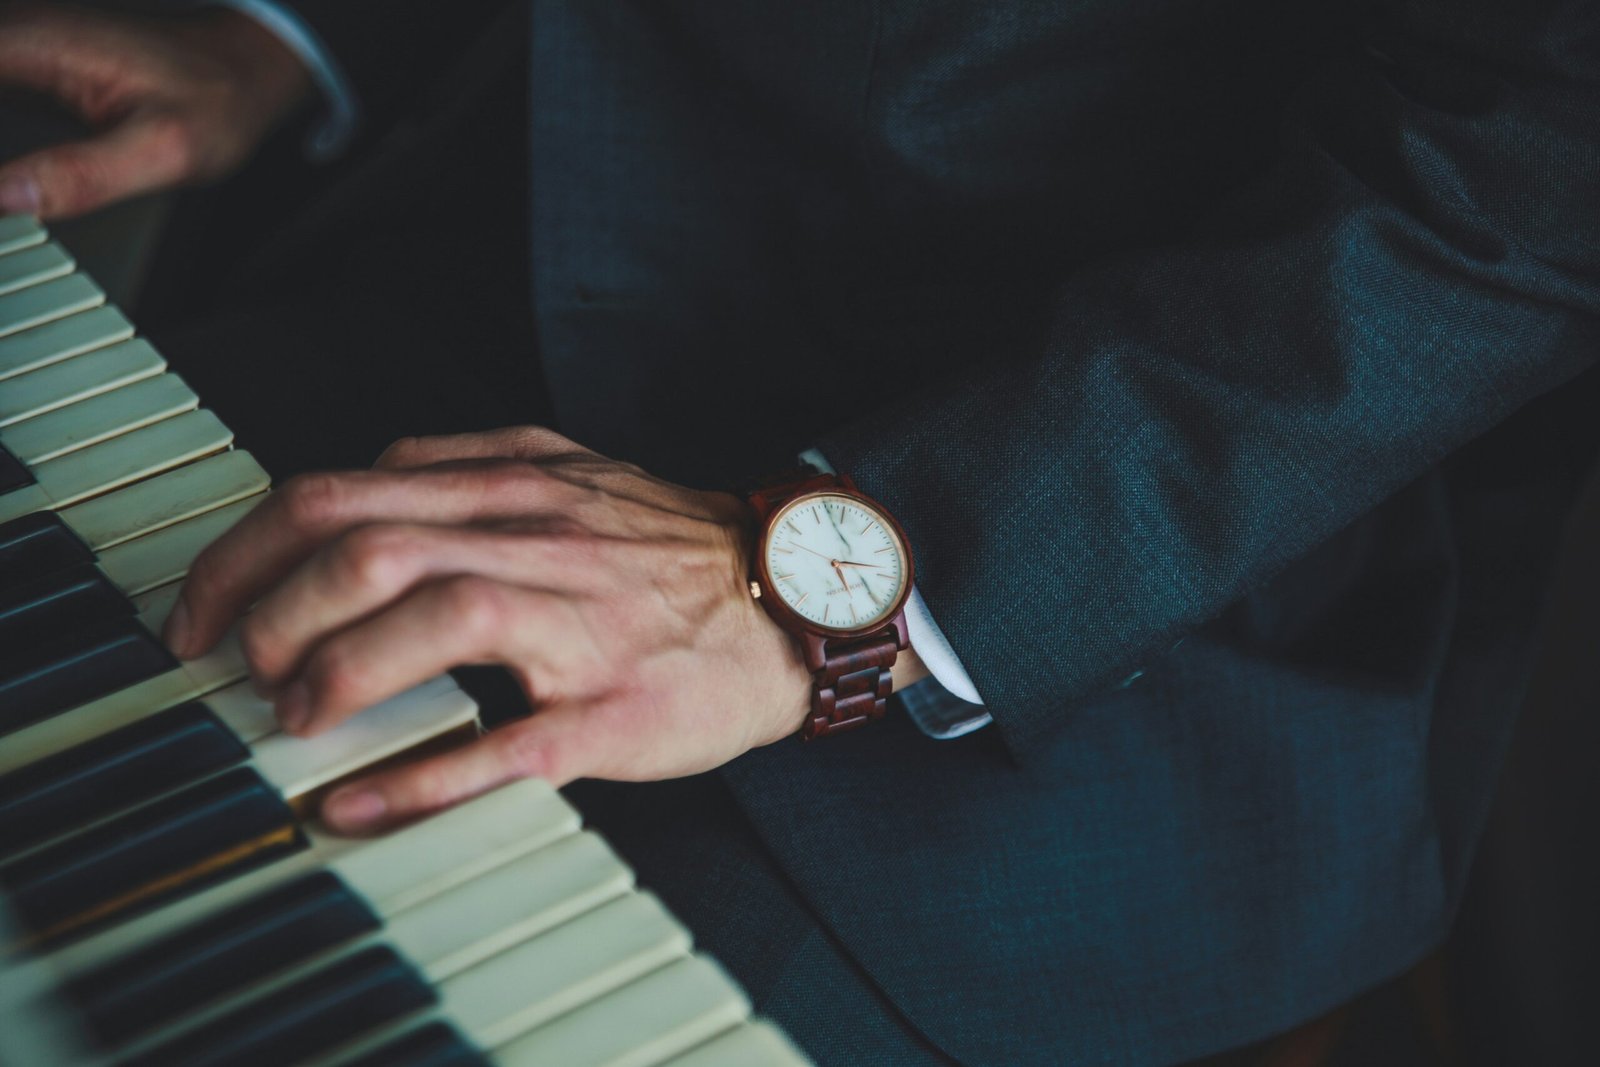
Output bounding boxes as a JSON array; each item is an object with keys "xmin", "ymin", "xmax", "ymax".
[
  {"xmin": 211, "ymin": 0, "xmax": 360, "ymax": 160},
  {"xmin": 799, "ymin": 447, "xmax": 992, "ymax": 739}
]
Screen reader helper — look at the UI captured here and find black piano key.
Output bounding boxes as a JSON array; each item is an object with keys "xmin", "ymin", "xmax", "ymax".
[
  {"xmin": 0, "ymin": 767, "xmax": 304, "ymax": 943},
  {"xmin": 0, "ymin": 562, "xmax": 134, "ymax": 652},
  {"xmin": 120, "ymin": 945, "xmax": 437, "ymax": 1067},
  {"xmin": 0, "ymin": 510, "xmax": 95, "ymax": 586},
  {"xmin": 0, "ymin": 702, "xmax": 249, "ymax": 858},
  {"xmin": 0, "ymin": 441, "xmax": 32, "ymax": 495},
  {"xmin": 0, "ymin": 618, "xmax": 176, "ymax": 737},
  {"xmin": 67, "ymin": 871, "xmax": 383, "ymax": 1047},
  {"xmin": 341, "ymin": 1023, "xmax": 492, "ymax": 1067}
]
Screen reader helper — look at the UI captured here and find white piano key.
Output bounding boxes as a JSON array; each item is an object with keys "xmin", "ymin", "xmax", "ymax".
[
  {"xmin": 0, "ymin": 274, "xmax": 103, "ymax": 339},
  {"xmin": 119, "ymin": 830, "xmax": 635, "ymax": 1065},
  {"xmin": 203, "ymin": 679, "xmax": 285, "ymax": 743},
  {"xmin": 60, "ymin": 448, "xmax": 269, "ymax": 551},
  {"xmin": 490, "ymin": 955, "xmax": 749, "ymax": 1067},
  {"xmin": 0, "ymin": 306, "xmax": 134, "ymax": 381},
  {"xmin": 0, "ymin": 408, "xmax": 232, "ymax": 523},
  {"xmin": 658, "ymin": 1021, "xmax": 812, "ymax": 1067},
  {"xmin": 0, "ymin": 373, "xmax": 199, "ymax": 465},
  {"xmin": 0, "ymin": 624, "xmax": 247, "ymax": 775},
  {"xmin": 389, "ymin": 831, "xmax": 634, "ymax": 982},
  {"xmin": 0, "ymin": 242, "xmax": 74, "ymax": 298},
  {"xmin": 0, "ymin": 338, "xmax": 166, "ymax": 427},
  {"xmin": 0, "ymin": 215, "xmax": 46, "ymax": 256},
  {"xmin": 253, "ymin": 675, "xmax": 476, "ymax": 799},
  {"xmin": 96, "ymin": 493, "xmax": 263, "ymax": 596},
  {"xmin": 44, "ymin": 780, "xmax": 569, "ymax": 981},
  {"xmin": 440, "ymin": 892, "xmax": 694, "ymax": 1051}
]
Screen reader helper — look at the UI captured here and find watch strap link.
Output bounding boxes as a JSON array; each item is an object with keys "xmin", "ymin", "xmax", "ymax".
[{"xmin": 805, "ymin": 630, "xmax": 900, "ymax": 739}]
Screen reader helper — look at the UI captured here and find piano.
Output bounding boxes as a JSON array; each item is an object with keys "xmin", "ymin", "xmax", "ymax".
[{"xmin": 0, "ymin": 214, "xmax": 811, "ymax": 1067}]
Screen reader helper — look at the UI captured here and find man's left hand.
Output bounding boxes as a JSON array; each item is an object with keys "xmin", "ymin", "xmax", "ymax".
[{"xmin": 166, "ymin": 427, "xmax": 813, "ymax": 834}]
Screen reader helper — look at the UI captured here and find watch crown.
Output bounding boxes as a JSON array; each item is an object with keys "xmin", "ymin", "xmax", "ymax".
[{"xmin": 749, "ymin": 580, "xmax": 762, "ymax": 600}]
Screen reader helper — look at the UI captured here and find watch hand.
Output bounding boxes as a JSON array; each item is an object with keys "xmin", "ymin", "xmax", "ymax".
[
  {"xmin": 834, "ymin": 564, "xmax": 851, "ymax": 596},
  {"xmin": 787, "ymin": 542, "xmax": 836, "ymax": 563},
  {"xmin": 835, "ymin": 561, "xmax": 879, "ymax": 568}
]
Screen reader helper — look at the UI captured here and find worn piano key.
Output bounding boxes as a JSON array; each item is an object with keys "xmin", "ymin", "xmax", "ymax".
[
  {"xmin": 50, "ymin": 447, "xmax": 269, "ymax": 551},
  {"xmin": 658, "ymin": 1021, "xmax": 811, "ymax": 1067},
  {"xmin": 251, "ymin": 675, "xmax": 475, "ymax": 799},
  {"xmin": 82, "ymin": 831, "xmax": 629, "ymax": 1058},
  {"xmin": 122, "ymin": 945, "xmax": 436, "ymax": 1067},
  {"xmin": 0, "ymin": 442, "xmax": 30, "ymax": 494},
  {"xmin": 0, "ymin": 305, "xmax": 135, "ymax": 381},
  {"xmin": 0, "ymin": 214, "xmax": 46, "ymax": 255},
  {"xmin": 0, "ymin": 618, "xmax": 177, "ymax": 738},
  {"xmin": 341, "ymin": 1023, "xmax": 489, "ymax": 1067},
  {"xmin": 45, "ymin": 780, "xmax": 576, "ymax": 982},
  {"xmin": 388, "ymin": 832, "xmax": 633, "ymax": 983},
  {"xmin": 0, "ymin": 767, "xmax": 304, "ymax": 944},
  {"xmin": 0, "ymin": 563, "xmax": 134, "ymax": 651},
  {"xmin": 0, "ymin": 344, "xmax": 164, "ymax": 436},
  {"xmin": 1, "ymin": 373, "xmax": 199, "ymax": 465},
  {"xmin": 0, "ymin": 274, "xmax": 104, "ymax": 339},
  {"xmin": 0, "ymin": 242, "xmax": 74, "ymax": 298},
  {"xmin": 436, "ymin": 892, "xmax": 692, "ymax": 1051},
  {"xmin": 0, "ymin": 339, "xmax": 166, "ymax": 428},
  {"xmin": 65, "ymin": 871, "xmax": 382, "ymax": 1047},
  {"xmin": 490, "ymin": 955, "xmax": 748, "ymax": 1067},
  {"xmin": 0, "ymin": 409, "xmax": 232, "ymax": 523},
  {"xmin": 96, "ymin": 496, "xmax": 261, "ymax": 596},
  {"xmin": 0, "ymin": 703, "xmax": 250, "ymax": 860}
]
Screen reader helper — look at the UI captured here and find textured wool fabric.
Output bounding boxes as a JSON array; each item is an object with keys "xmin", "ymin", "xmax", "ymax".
[{"xmin": 175, "ymin": 0, "xmax": 1600, "ymax": 1061}]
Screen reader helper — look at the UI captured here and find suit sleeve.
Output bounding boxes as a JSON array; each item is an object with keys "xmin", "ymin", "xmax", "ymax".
[
  {"xmin": 818, "ymin": 0, "xmax": 1600, "ymax": 753},
  {"xmin": 262, "ymin": 0, "xmax": 515, "ymax": 133}
]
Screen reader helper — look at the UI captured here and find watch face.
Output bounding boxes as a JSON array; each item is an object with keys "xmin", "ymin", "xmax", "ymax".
[{"xmin": 761, "ymin": 492, "xmax": 910, "ymax": 633}]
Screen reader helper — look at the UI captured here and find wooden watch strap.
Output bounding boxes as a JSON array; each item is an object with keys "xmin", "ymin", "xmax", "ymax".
[{"xmin": 804, "ymin": 631, "xmax": 900, "ymax": 740}]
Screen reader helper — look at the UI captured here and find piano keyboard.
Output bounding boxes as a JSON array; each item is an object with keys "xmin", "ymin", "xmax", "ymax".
[{"xmin": 0, "ymin": 214, "xmax": 810, "ymax": 1067}]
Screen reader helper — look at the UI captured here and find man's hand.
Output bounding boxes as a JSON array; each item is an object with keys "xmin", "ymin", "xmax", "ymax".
[
  {"xmin": 0, "ymin": 5, "xmax": 311, "ymax": 219},
  {"xmin": 167, "ymin": 427, "xmax": 815, "ymax": 835}
]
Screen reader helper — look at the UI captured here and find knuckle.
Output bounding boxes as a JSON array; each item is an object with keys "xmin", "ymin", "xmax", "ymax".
[
  {"xmin": 236, "ymin": 614, "xmax": 278, "ymax": 674},
  {"xmin": 438, "ymin": 575, "xmax": 508, "ymax": 637},
  {"xmin": 306, "ymin": 642, "xmax": 368, "ymax": 708},
  {"xmin": 278, "ymin": 473, "xmax": 346, "ymax": 532},
  {"xmin": 499, "ymin": 724, "xmax": 554, "ymax": 781},
  {"xmin": 376, "ymin": 436, "xmax": 428, "ymax": 468},
  {"xmin": 145, "ymin": 115, "xmax": 198, "ymax": 176},
  {"xmin": 334, "ymin": 525, "xmax": 420, "ymax": 591}
]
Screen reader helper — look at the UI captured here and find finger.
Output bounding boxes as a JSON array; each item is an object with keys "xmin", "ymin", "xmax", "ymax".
[
  {"xmin": 0, "ymin": 112, "xmax": 194, "ymax": 220},
  {"xmin": 319, "ymin": 701, "xmax": 601, "ymax": 834},
  {"xmin": 169, "ymin": 462, "xmax": 577, "ymax": 659},
  {"xmin": 373, "ymin": 426, "xmax": 590, "ymax": 470},
  {"xmin": 279, "ymin": 575, "xmax": 591, "ymax": 737},
  {"xmin": 241, "ymin": 521, "xmax": 610, "ymax": 690}
]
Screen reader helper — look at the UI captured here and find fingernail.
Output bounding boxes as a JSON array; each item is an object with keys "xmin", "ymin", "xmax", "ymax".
[
  {"xmin": 163, "ymin": 598, "xmax": 192, "ymax": 658},
  {"xmin": 279, "ymin": 679, "xmax": 313, "ymax": 735},
  {"xmin": 325, "ymin": 787, "xmax": 386, "ymax": 831},
  {"xmin": 0, "ymin": 175, "xmax": 41, "ymax": 216}
]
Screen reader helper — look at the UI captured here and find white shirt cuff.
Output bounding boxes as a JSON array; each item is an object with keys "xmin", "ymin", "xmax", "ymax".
[
  {"xmin": 798, "ymin": 448, "xmax": 992, "ymax": 739},
  {"xmin": 213, "ymin": 0, "xmax": 360, "ymax": 160}
]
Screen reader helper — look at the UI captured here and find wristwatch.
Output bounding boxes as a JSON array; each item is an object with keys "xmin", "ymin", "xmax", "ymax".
[{"xmin": 746, "ymin": 469, "xmax": 914, "ymax": 739}]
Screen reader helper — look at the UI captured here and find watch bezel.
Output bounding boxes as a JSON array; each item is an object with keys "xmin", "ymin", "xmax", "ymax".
[{"xmin": 755, "ymin": 489, "xmax": 915, "ymax": 637}]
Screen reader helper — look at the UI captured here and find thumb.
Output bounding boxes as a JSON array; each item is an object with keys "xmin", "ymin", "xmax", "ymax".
[{"xmin": 0, "ymin": 111, "xmax": 193, "ymax": 220}]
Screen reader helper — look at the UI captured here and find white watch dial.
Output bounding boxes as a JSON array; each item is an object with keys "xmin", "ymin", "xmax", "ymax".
[{"xmin": 763, "ymin": 492, "xmax": 908, "ymax": 632}]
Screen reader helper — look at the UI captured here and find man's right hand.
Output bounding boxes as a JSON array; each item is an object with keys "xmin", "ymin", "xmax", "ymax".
[{"xmin": 0, "ymin": 4, "xmax": 313, "ymax": 220}]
